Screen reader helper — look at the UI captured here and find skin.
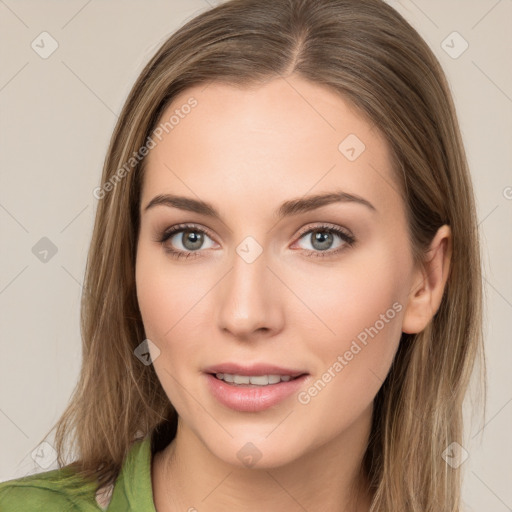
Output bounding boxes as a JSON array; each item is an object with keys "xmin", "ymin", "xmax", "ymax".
[{"xmin": 135, "ymin": 75, "xmax": 452, "ymax": 511}]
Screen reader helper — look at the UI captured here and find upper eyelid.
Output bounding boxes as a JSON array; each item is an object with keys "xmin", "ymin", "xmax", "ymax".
[
  {"xmin": 295, "ymin": 222, "xmax": 352, "ymax": 237},
  {"xmin": 162, "ymin": 222, "xmax": 215, "ymax": 238}
]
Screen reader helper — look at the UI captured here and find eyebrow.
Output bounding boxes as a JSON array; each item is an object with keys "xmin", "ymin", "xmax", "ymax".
[{"xmin": 143, "ymin": 189, "xmax": 376, "ymax": 220}]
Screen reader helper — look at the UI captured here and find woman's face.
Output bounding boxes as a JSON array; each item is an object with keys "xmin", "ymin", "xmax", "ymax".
[{"xmin": 136, "ymin": 76, "xmax": 419, "ymax": 468}]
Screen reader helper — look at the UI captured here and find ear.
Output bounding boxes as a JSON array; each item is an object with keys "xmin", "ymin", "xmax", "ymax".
[{"xmin": 401, "ymin": 224, "xmax": 452, "ymax": 334}]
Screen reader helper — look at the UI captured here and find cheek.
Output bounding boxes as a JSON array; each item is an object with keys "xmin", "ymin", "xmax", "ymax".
[
  {"xmin": 135, "ymin": 247, "xmax": 205, "ymax": 412},
  {"xmin": 296, "ymin": 245, "xmax": 407, "ymax": 399},
  {"xmin": 136, "ymin": 243, "xmax": 204, "ymax": 339},
  {"xmin": 300, "ymin": 247, "xmax": 406, "ymax": 344},
  {"xmin": 135, "ymin": 245, "xmax": 216, "ymax": 389}
]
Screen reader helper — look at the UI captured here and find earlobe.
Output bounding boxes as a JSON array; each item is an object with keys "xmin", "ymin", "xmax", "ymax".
[{"xmin": 401, "ymin": 225, "xmax": 452, "ymax": 334}]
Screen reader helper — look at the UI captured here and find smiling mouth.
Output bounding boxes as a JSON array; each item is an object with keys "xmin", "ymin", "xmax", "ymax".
[
  {"xmin": 205, "ymin": 371, "xmax": 309, "ymax": 412},
  {"xmin": 211, "ymin": 373, "xmax": 305, "ymax": 387}
]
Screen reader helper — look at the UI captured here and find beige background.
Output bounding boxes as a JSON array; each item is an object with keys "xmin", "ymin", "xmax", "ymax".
[{"xmin": 0, "ymin": 0, "xmax": 511, "ymax": 510}]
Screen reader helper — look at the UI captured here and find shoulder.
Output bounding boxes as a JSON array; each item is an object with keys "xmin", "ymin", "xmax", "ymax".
[
  {"xmin": 0, "ymin": 436, "xmax": 155, "ymax": 512},
  {"xmin": 0, "ymin": 467, "xmax": 100, "ymax": 512}
]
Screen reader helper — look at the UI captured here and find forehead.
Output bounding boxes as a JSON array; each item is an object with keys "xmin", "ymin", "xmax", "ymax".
[{"xmin": 141, "ymin": 77, "xmax": 402, "ymax": 217}]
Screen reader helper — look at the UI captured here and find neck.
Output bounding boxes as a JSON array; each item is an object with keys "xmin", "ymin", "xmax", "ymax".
[{"xmin": 152, "ymin": 404, "xmax": 374, "ymax": 512}]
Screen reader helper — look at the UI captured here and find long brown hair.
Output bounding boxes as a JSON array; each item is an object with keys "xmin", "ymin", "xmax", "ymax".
[{"xmin": 42, "ymin": 0, "xmax": 486, "ymax": 510}]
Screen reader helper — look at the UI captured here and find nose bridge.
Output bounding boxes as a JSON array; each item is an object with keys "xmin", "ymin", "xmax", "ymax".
[{"xmin": 216, "ymin": 237, "xmax": 283, "ymax": 337}]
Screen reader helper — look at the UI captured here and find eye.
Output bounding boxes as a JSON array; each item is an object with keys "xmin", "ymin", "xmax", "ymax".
[
  {"xmin": 294, "ymin": 224, "xmax": 355, "ymax": 258},
  {"xmin": 155, "ymin": 222, "xmax": 356, "ymax": 260},
  {"xmin": 156, "ymin": 223, "xmax": 217, "ymax": 259}
]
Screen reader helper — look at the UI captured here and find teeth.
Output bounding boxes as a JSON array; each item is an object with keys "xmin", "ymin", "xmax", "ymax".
[
  {"xmin": 248, "ymin": 375, "xmax": 269, "ymax": 385},
  {"xmin": 234, "ymin": 375, "xmax": 250, "ymax": 385},
  {"xmin": 215, "ymin": 373, "xmax": 295, "ymax": 386}
]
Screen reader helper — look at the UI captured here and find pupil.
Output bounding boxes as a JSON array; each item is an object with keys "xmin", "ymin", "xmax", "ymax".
[
  {"xmin": 183, "ymin": 230, "xmax": 203, "ymax": 250},
  {"xmin": 312, "ymin": 231, "xmax": 332, "ymax": 251}
]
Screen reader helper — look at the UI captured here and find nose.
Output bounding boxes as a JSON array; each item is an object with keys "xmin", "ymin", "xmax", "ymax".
[{"xmin": 216, "ymin": 245, "xmax": 285, "ymax": 341}]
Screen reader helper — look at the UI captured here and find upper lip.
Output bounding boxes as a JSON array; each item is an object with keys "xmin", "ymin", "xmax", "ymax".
[{"xmin": 203, "ymin": 362, "xmax": 307, "ymax": 378}]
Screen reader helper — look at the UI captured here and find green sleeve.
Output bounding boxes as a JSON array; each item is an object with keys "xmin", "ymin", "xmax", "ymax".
[
  {"xmin": 0, "ymin": 437, "xmax": 154, "ymax": 511},
  {"xmin": 0, "ymin": 471, "xmax": 102, "ymax": 512}
]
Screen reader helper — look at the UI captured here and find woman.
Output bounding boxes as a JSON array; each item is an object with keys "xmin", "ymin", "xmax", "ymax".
[{"xmin": 0, "ymin": 0, "xmax": 485, "ymax": 510}]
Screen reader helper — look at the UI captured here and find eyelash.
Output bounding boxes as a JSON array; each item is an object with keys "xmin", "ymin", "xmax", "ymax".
[{"xmin": 155, "ymin": 223, "xmax": 356, "ymax": 260}]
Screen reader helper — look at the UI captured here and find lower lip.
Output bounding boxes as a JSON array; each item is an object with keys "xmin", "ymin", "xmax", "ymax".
[{"xmin": 205, "ymin": 373, "xmax": 308, "ymax": 412}]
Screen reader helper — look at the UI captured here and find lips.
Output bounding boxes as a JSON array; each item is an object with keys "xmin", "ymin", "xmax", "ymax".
[{"xmin": 203, "ymin": 362, "xmax": 309, "ymax": 412}]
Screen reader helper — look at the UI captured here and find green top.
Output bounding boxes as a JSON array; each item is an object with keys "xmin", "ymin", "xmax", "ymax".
[{"xmin": 0, "ymin": 436, "xmax": 157, "ymax": 511}]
